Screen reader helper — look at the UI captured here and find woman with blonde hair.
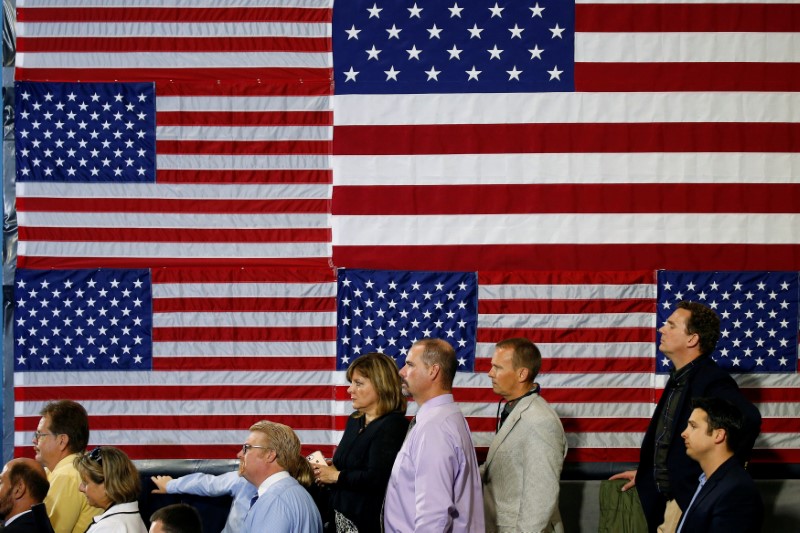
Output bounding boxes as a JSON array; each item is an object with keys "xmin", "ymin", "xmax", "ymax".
[
  {"xmin": 312, "ymin": 352, "xmax": 408, "ymax": 532},
  {"xmin": 74, "ymin": 447, "xmax": 147, "ymax": 533}
]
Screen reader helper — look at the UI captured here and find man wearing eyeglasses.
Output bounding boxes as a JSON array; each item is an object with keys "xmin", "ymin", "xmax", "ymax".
[
  {"xmin": 33, "ymin": 400, "xmax": 100, "ymax": 533},
  {"xmin": 238, "ymin": 420, "xmax": 322, "ymax": 533}
]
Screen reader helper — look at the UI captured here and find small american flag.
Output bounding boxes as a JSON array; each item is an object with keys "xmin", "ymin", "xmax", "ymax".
[
  {"xmin": 657, "ymin": 271, "xmax": 799, "ymax": 373},
  {"xmin": 14, "ymin": 269, "xmax": 153, "ymax": 371},
  {"xmin": 336, "ymin": 269, "xmax": 478, "ymax": 370},
  {"xmin": 15, "ymin": 82, "xmax": 156, "ymax": 183},
  {"xmin": 332, "ymin": 0, "xmax": 574, "ymax": 93}
]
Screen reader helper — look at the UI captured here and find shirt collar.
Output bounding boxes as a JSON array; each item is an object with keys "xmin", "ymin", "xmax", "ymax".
[
  {"xmin": 4, "ymin": 509, "xmax": 32, "ymax": 527},
  {"xmin": 257, "ymin": 470, "xmax": 290, "ymax": 497},
  {"xmin": 415, "ymin": 393, "xmax": 453, "ymax": 422}
]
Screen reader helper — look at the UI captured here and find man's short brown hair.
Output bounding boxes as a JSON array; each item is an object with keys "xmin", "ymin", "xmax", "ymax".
[
  {"xmin": 151, "ymin": 503, "xmax": 203, "ymax": 533},
  {"xmin": 677, "ymin": 301, "xmax": 721, "ymax": 356},
  {"xmin": 39, "ymin": 400, "xmax": 89, "ymax": 454},
  {"xmin": 7, "ymin": 461, "xmax": 49, "ymax": 502},
  {"xmin": 495, "ymin": 338, "xmax": 542, "ymax": 382},
  {"xmin": 414, "ymin": 338, "xmax": 457, "ymax": 390}
]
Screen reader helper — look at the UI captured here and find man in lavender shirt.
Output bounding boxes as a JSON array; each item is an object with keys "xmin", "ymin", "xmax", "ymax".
[{"xmin": 383, "ymin": 338, "xmax": 484, "ymax": 532}]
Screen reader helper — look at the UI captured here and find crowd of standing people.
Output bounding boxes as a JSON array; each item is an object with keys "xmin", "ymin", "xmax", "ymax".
[{"xmin": 1, "ymin": 300, "xmax": 764, "ymax": 532}]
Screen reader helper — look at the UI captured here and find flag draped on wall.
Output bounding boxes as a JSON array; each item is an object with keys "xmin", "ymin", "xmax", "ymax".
[
  {"xmin": 12, "ymin": 0, "xmax": 338, "ymax": 459},
  {"xmin": 9, "ymin": 0, "xmax": 800, "ymax": 467},
  {"xmin": 14, "ymin": 0, "xmax": 333, "ymax": 269},
  {"xmin": 14, "ymin": 267, "xmax": 338, "ymax": 459},
  {"xmin": 331, "ymin": 0, "xmax": 800, "ymax": 272}
]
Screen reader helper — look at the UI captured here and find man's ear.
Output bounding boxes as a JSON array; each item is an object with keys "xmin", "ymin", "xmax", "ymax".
[
  {"xmin": 713, "ymin": 428, "xmax": 727, "ymax": 445},
  {"xmin": 428, "ymin": 363, "xmax": 441, "ymax": 382},
  {"xmin": 685, "ymin": 331, "xmax": 700, "ymax": 351},
  {"xmin": 11, "ymin": 480, "xmax": 26, "ymax": 500},
  {"xmin": 264, "ymin": 449, "xmax": 278, "ymax": 464},
  {"xmin": 517, "ymin": 367, "xmax": 530, "ymax": 384},
  {"xmin": 56, "ymin": 433, "xmax": 70, "ymax": 453}
]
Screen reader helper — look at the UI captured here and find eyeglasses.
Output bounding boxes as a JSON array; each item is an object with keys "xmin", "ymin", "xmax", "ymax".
[
  {"xmin": 241, "ymin": 444, "xmax": 269, "ymax": 455},
  {"xmin": 33, "ymin": 432, "xmax": 59, "ymax": 441}
]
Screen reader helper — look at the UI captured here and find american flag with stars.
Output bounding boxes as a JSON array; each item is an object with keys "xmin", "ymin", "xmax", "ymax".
[
  {"xmin": 657, "ymin": 271, "xmax": 799, "ymax": 373},
  {"xmin": 336, "ymin": 269, "xmax": 478, "ymax": 370},
  {"xmin": 13, "ymin": 269, "xmax": 153, "ymax": 371},
  {"xmin": 332, "ymin": 0, "xmax": 574, "ymax": 93},
  {"xmin": 15, "ymin": 82, "xmax": 156, "ymax": 183}
]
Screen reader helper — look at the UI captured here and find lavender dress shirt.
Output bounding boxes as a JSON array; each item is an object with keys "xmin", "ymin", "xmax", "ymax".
[{"xmin": 383, "ymin": 394, "xmax": 484, "ymax": 532}]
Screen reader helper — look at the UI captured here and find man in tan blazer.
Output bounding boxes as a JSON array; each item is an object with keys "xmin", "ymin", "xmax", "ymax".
[{"xmin": 481, "ymin": 338, "xmax": 567, "ymax": 533}]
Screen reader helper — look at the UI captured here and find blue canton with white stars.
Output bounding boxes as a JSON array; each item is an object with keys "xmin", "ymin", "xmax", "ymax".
[
  {"xmin": 657, "ymin": 271, "xmax": 799, "ymax": 373},
  {"xmin": 333, "ymin": 1, "xmax": 575, "ymax": 94},
  {"xmin": 15, "ymin": 81, "xmax": 156, "ymax": 182},
  {"xmin": 14, "ymin": 269, "xmax": 153, "ymax": 371},
  {"xmin": 337, "ymin": 269, "xmax": 478, "ymax": 370}
]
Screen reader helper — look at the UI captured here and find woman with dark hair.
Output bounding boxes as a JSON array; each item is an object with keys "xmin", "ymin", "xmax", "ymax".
[
  {"xmin": 74, "ymin": 447, "xmax": 147, "ymax": 533},
  {"xmin": 312, "ymin": 352, "xmax": 408, "ymax": 533}
]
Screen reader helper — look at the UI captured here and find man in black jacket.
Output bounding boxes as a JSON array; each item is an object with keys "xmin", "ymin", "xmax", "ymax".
[
  {"xmin": 0, "ymin": 457, "xmax": 54, "ymax": 533},
  {"xmin": 610, "ymin": 301, "xmax": 762, "ymax": 532},
  {"xmin": 676, "ymin": 396, "xmax": 763, "ymax": 532}
]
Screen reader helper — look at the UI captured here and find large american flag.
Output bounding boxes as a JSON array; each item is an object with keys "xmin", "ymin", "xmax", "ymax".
[
  {"xmin": 14, "ymin": 0, "xmax": 332, "ymax": 269},
  {"xmin": 9, "ymin": 0, "xmax": 800, "ymax": 467},
  {"xmin": 331, "ymin": 0, "xmax": 800, "ymax": 271},
  {"xmin": 14, "ymin": 266, "xmax": 338, "ymax": 460}
]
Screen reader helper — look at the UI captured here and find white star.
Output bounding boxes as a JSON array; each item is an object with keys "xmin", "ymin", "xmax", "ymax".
[
  {"xmin": 508, "ymin": 24, "xmax": 524, "ymax": 39},
  {"xmin": 779, "ymin": 356, "xmax": 788, "ymax": 366},
  {"xmin": 367, "ymin": 3, "xmax": 382, "ymax": 18},
  {"xmin": 547, "ymin": 65, "xmax": 563, "ymax": 80},
  {"xmin": 366, "ymin": 45, "xmax": 381, "ymax": 60},
  {"xmin": 408, "ymin": 3, "xmax": 423, "ymax": 18},
  {"xmin": 425, "ymin": 66, "xmax": 441, "ymax": 81},
  {"xmin": 384, "ymin": 66, "xmax": 401, "ymax": 81},
  {"xmin": 530, "ymin": 2, "xmax": 545, "ymax": 18},
  {"xmin": 386, "ymin": 24, "xmax": 402, "ymax": 39},
  {"xmin": 550, "ymin": 24, "xmax": 565, "ymax": 39},
  {"xmin": 447, "ymin": 45, "xmax": 463, "ymax": 60},
  {"xmin": 507, "ymin": 66, "xmax": 522, "ymax": 81},
  {"xmin": 344, "ymin": 67, "xmax": 359, "ymax": 82},
  {"xmin": 406, "ymin": 45, "xmax": 422, "ymax": 60},
  {"xmin": 427, "ymin": 24, "xmax": 443, "ymax": 39},
  {"xmin": 487, "ymin": 45, "xmax": 503, "ymax": 60},
  {"xmin": 449, "ymin": 3, "xmax": 464, "ymax": 18},
  {"xmin": 468, "ymin": 24, "xmax": 484, "ymax": 39},
  {"xmin": 466, "ymin": 66, "xmax": 482, "ymax": 80},
  {"xmin": 489, "ymin": 3, "xmax": 504, "ymax": 17}
]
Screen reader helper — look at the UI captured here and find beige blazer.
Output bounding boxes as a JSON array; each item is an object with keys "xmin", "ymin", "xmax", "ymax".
[{"xmin": 481, "ymin": 392, "xmax": 567, "ymax": 533}]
